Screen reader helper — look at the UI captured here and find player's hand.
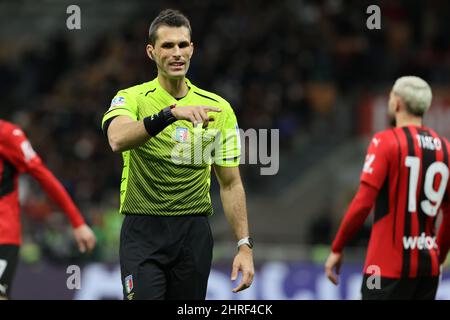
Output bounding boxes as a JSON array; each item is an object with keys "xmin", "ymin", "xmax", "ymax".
[
  {"xmin": 171, "ymin": 106, "xmax": 221, "ymax": 128},
  {"xmin": 325, "ymin": 251, "xmax": 343, "ymax": 285},
  {"xmin": 73, "ymin": 224, "xmax": 96, "ymax": 254},
  {"xmin": 231, "ymin": 245, "xmax": 254, "ymax": 293}
]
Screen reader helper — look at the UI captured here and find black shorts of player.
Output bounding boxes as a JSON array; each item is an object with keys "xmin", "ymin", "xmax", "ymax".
[
  {"xmin": 361, "ymin": 275, "xmax": 439, "ymax": 300},
  {"xmin": 0, "ymin": 245, "xmax": 19, "ymax": 299},
  {"xmin": 120, "ymin": 214, "xmax": 214, "ymax": 300}
]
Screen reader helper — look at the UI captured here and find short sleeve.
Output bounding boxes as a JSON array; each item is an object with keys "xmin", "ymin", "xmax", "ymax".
[
  {"xmin": 101, "ymin": 90, "xmax": 138, "ymax": 132},
  {"xmin": 0, "ymin": 125, "xmax": 42, "ymax": 173},
  {"xmin": 213, "ymin": 108, "xmax": 241, "ymax": 167},
  {"xmin": 360, "ymin": 133, "xmax": 390, "ymax": 190}
]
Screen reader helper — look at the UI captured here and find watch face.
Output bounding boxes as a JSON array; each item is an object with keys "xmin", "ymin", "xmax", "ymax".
[{"xmin": 248, "ymin": 237, "xmax": 254, "ymax": 248}]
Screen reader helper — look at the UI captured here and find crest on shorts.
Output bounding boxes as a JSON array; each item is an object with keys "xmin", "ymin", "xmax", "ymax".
[{"xmin": 125, "ymin": 275, "xmax": 134, "ymax": 294}]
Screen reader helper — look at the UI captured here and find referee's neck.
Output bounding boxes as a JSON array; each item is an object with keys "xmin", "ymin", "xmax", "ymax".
[{"xmin": 158, "ymin": 75, "xmax": 189, "ymax": 99}]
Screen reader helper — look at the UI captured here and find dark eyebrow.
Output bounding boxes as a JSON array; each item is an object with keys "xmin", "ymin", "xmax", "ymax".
[
  {"xmin": 160, "ymin": 41, "xmax": 175, "ymax": 47},
  {"xmin": 160, "ymin": 40, "xmax": 190, "ymax": 47}
]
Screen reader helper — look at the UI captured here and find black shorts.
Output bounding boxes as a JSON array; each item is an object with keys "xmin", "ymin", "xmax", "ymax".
[
  {"xmin": 119, "ymin": 214, "xmax": 214, "ymax": 300},
  {"xmin": 361, "ymin": 275, "xmax": 439, "ymax": 300},
  {"xmin": 0, "ymin": 245, "xmax": 19, "ymax": 298}
]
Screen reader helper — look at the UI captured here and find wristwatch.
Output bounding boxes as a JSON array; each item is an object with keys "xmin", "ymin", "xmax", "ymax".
[{"xmin": 237, "ymin": 236, "xmax": 254, "ymax": 249}]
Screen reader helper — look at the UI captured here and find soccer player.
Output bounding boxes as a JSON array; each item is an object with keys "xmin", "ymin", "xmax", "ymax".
[
  {"xmin": 325, "ymin": 76, "xmax": 450, "ymax": 300},
  {"xmin": 102, "ymin": 9, "xmax": 254, "ymax": 300},
  {"xmin": 0, "ymin": 119, "xmax": 96, "ymax": 299}
]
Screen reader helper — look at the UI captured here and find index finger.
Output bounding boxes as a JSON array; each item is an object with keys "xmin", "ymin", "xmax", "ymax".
[
  {"xmin": 232, "ymin": 281, "xmax": 249, "ymax": 293},
  {"xmin": 77, "ymin": 239, "xmax": 86, "ymax": 253},
  {"xmin": 87, "ymin": 237, "xmax": 96, "ymax": 253},
  {"xmin": 325, "ymin": 266, "xmax": 338, "ymax": 285},
  {"xmin": 232, "ymin": 271, "xmax": 251, "ymax": 293},
  {"xmin": 202, "ymin": 106, "xmax": 222, "ymax": 112}
]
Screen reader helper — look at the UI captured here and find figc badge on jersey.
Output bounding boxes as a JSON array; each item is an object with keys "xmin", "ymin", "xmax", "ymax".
[{"xmin": 175, "ymin": 127, "xmax": 189, "ymax": 143}]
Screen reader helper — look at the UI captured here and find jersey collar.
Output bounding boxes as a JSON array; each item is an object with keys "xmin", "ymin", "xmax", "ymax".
[{"xmin": 154, "ymin": 77, "xmax": 194, "ymax": 103}]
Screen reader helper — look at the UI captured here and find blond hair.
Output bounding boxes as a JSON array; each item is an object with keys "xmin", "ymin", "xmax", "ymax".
[{"xmin": 392, "ymin": 76, "xmax": 432, "ymax": 116}]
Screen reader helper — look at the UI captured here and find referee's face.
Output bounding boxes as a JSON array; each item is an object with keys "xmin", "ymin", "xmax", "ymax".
[{"xmin": 147, "ymin": 26, "xmax": 194, "ymax": 80}]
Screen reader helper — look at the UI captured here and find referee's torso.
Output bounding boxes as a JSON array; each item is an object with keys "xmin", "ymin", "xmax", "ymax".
[{"xmin": 102, "ymin": 78, "xmax": 240, "ymax": 216}]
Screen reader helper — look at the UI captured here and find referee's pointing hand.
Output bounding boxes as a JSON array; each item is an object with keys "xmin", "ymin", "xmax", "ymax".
[{"xmin": 171, "ymin": 106, "xmax": 221, "ymax": 128}]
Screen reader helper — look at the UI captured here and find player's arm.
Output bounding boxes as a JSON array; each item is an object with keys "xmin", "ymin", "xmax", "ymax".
[
  {"xmin": 437, "ymin": 199, "xmax": 450, "ymax": 265},
  {"xmin": 326, "ymin": 134, "xmax": 389, "ymax": 285},
  {"xmin": 325, "ymin": 182, "xmax": 378, "ymax": 284},
  {"xmin": 26, "ymin": 164, "xmax": 96, "ymax": 253},
  {"xmin": 331, "ymin": 182, "xmax": 379, "ymax": 254},
  {"xmin": 105, "ymin": 107, "xmax": 221, "ymax": 153},
  {"xmin": 437, "ymin": 142, "xmax": 450, "ymax": 265},
  {"xmin": 213, "ymin": 165, "xmax": 254, "ymax": 293},
  {"xmin": 0, "ymin": 126, "xmax": 96, "ymax": 253}
]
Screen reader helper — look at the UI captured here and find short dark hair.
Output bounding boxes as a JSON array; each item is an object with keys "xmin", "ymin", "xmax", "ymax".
[{"xmin": 148, "ymin": 9, "xmax": 192, "ymax": 46}]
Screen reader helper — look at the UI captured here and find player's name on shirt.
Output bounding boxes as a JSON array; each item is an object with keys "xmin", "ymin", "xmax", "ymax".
[{"xmin": 416, "ymin": 133, "xmax": 442, "ymax": 151}]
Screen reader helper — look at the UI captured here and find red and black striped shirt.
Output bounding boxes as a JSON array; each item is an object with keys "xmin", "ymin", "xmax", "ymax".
[{"xmin": 333, "ymin": 125, "xmax": 450, "ymax": 278}]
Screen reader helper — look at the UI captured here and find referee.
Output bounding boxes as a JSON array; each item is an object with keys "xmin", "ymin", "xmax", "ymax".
[{"xmin": 102, "ymin": 9, "xmax": 254, "ymax": 300}]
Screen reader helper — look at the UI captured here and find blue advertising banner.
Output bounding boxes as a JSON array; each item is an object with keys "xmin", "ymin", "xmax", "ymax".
[{"xmin": 11, "ymin": 261, "xmax": 450, "ymax": 300}]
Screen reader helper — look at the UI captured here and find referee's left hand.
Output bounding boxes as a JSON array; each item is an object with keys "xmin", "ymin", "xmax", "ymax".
[{"xmin": 231, "ymin": 246, "xmax": 254, "ymax": 293}]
